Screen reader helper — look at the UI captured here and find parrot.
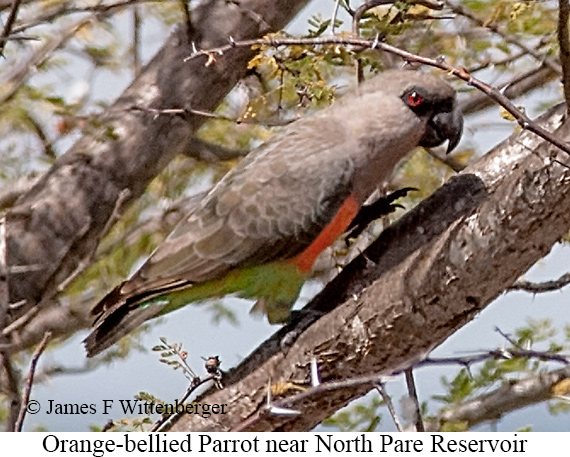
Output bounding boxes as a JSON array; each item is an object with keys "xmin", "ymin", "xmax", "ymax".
[{"xmin": 84, "ymin": 69, "xmax": 463, "ymax": 357}]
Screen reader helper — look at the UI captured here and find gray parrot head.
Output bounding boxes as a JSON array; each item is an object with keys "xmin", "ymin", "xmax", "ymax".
[
  {"xmin": 361, "ymin": 70, "xmax": 463, "ymax": 154},
  {"xmin": 397, "ymin": 72, "xmax": 463, "ymax": 154}
]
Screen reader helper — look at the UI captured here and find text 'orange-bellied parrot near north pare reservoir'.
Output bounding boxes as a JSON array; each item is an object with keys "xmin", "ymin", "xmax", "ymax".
[{"xmin": 84, "ymin": 69, "xmax": 463, "ymax": 357}]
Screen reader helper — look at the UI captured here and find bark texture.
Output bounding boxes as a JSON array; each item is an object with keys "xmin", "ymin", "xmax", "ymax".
[{"xmin": 169, "ymin": 103, "xmax": 570, "ymax": 431}]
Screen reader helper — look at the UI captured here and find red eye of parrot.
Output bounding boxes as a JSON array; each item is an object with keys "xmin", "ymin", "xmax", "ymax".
[{"xmin": 408, "ymin": 91, "xmax": 423, "ymax": 107}]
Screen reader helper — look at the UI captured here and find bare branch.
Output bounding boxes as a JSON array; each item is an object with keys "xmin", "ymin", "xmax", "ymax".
[
  {"xmin": 446, "ymin": 1, "xmax": 562, "ymax": 76},
  {"xmin": 151, "ymin": 372, "xmax": 222, "ymax": 432},
  {"xmin": 459, "ymin": 65, "xmax": 557, "ymax": 115},
  {"xmin": 507, "ymin": 271, "xmax": 570, "ymax": 294},
  {"xmin": 129, "ymin": 104, "xmax": 291, "ymax": 126},
  {"xmin": 558, "ymin": 0, "xmax": 570, "ymax": 111},
  {"xmin": 0, "ymin": 215, "xmax": 18, "ymax": 432},
  {"xmin": 132, "ymin": 5, "xmax": 141, "ymax": 76},
  {"xmin": 0, "ymin": 0, "xmax": 22, "ymax": 55},
  {"xmin": 0, "ymin": 352, "xmax": 19, "ymax": 431},
  {"xmin": 13, "ymin": 331, "xmax": 51, "ymax": 432},
  {"xmin": 3, "ymin": 301, "xmax": 91, "ymax": 353},
  {"xmin": 375, "ymin": 382, "xmax": 404, "ymax": 432},
  {"xmin": 179, "ymin": 0, "xmax": 194, "ymax": 45},
  {"xmin": 185, "ymin": 34, "xmax": 570, "ymax": 155},
  {"xmin": 425, "ymin": 365, "xmax": 570, "ymax": 431},
  {"xmin": 0, "ymin": 14, "xmax": 95, "ymax": 105},
  {"xmin": 10, "ymin": 0, "xmax": 168, "ymax": 35},
  {"xmin": 331, "ymin": 0, "xmax": 343, "ymax": 35},
  {"xmin": 420, "ymin": 349, "xmax": 570, "ymax": 367},
  {"xmin": 405, "ymin": 369, "xmax": 424, "ymax": 432}
]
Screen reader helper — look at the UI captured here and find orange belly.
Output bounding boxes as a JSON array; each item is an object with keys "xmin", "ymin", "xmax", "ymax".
[{"xmin": 290, "ymin": 194, "xmax": 360, "ymax": 273}]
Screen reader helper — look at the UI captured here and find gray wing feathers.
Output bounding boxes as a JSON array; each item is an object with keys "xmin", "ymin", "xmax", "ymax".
[{"xmin": 133, "ymin": 124, "xmax": 355, "ymax": 290}]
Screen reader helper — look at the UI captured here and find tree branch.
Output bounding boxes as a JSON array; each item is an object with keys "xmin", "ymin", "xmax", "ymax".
[
  {"xmin": 447, "ymin": 1, "xmax": 562, "ymax": 76},
  {"xmin": 425, "ymin": 365, "xmax": 570, "ymax": 431},
  {"xmin": 0, "ymin": 0, "xmax": 22, "ymax": 55},
  {"xmin": 184, "ymin": 35, "xmax": 570, "ymax": 155},
  {"xmin": 507, "ymin": 272, "xmax": 570, "ymax": 294},
  {"xmin": 459, "ymin": 65, "xmax": 557, "ymax": 116},
  {"xmin": 4, "ymin": 0, "xmax": 311, "ymax": 329},
  {"xmin": 558, "ymin": 0, "xmax": 570, "ymax": 111},
  {"xmin": 13, "ymin": 331, "xmax": 51, "ymax": 432},
  {"xmin": 169, "ymin": 102, "xmax": 570, "ymax": 431}
]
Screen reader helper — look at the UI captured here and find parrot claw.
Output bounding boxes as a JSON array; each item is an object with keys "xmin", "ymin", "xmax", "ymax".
[{"xmin": 345, "ymin": 187, "xmax": 418, "ymax": 245}]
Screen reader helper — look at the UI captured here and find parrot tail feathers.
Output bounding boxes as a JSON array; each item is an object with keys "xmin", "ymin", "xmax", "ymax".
[
  {"xmin": 84, "ymin": 302, "xmax": 159, "ymax": 358},
  {"xmin": 84, "ymin": 279, "xmax": 191, "ymax": 358}
]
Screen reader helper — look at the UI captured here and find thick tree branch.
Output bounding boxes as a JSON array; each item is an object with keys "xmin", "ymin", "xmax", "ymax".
[
  {"xmin": 4, "ymin": 0, "xmax": 311, "ymax": 327},
  {"xmin": 169, "ymin": 103, "xmax": 570, "ymax": 431}
]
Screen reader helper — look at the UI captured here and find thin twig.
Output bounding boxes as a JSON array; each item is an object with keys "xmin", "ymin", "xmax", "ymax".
[
  {"xmin": 1, "ymin": 305, "xmax": 38, "ymax": 337},
  {"xmin": 0, "ymin": 0, "xmax": 22, "ymax": 55},
  {"xmin": 331, "ymin": 0, "xmax": 343, "ymax": 34},
  {"xmin": 0, "ymin": 214, "xmax": 19, "ymax": 432},
  {"xmin": 494, "ymin": 326, "xmax": 523, "ymax": 350},
  {"xmin": 352, "ymin": 1, "xmax": 396, "ymax": 82},
  {"xmin": 404, "ymin": 368, "xmax": 424, "ymax": 432},
  {"xmin": 351, "ymin": 1, "xmax": 444, "ymax": 81},
  {"xmin": 184, "ymin": 34, "xmax": 570, "ymax": 156},
  {"xmin": 0, "ymin": 14, "xmax": 96, "ymax": 106},
  {"xmin": 466, "ymin": 47, "xmax": 533, "ymax": 74},
  {"xmin": 446, "ymin": 1, "xmax": 562, "ymax": 76},
  {"xmin": 1, "ymin": 352, "xmax": 20, "ymax": 431},
  {"xmin": 150, "ymin": 373, "xmax": 221, "ymax": 432},
  {"xmin": 180, "ymin": 0, "xmax": 194, "ymax": 44},
  {"xmin": 132, "ymin": 5, "xmax": 141, "ymax": 76},
  {"xmin": 375, "ymin": 382, "xmax": 404, "ymax": 432},
  {"xmin": 459, "ymin": 64, "xmax": 556, "ymax": 116},
  {"xmin": 14, "ymin": 331, "xmax": 52, "ymax": 432},
  {"xmin": 419, "ymin": 348, "xmax": 570, "ymax": 367},
  {"xmin": 130, "ymin": 104, "xmax": 292, "ymax": 126},
  {"xmin": 10, "ymin": 0, "xmax": 163, "ymax": 36},
  {"xmin": 508, "ymin": 271, "xmax": 570, "ymax": 293},
  {"xmin": 558, "ymin": 0, "xmax": 570, "ymax": 111},
  {"xmin": 425, "ymin": 365, "xmax": 570, "ymax": 431}
]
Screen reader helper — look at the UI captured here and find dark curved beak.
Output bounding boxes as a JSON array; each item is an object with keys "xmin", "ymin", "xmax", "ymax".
[{"xmin": 419, "ymin": 103, "xmax": 463, "ymax": 154}]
